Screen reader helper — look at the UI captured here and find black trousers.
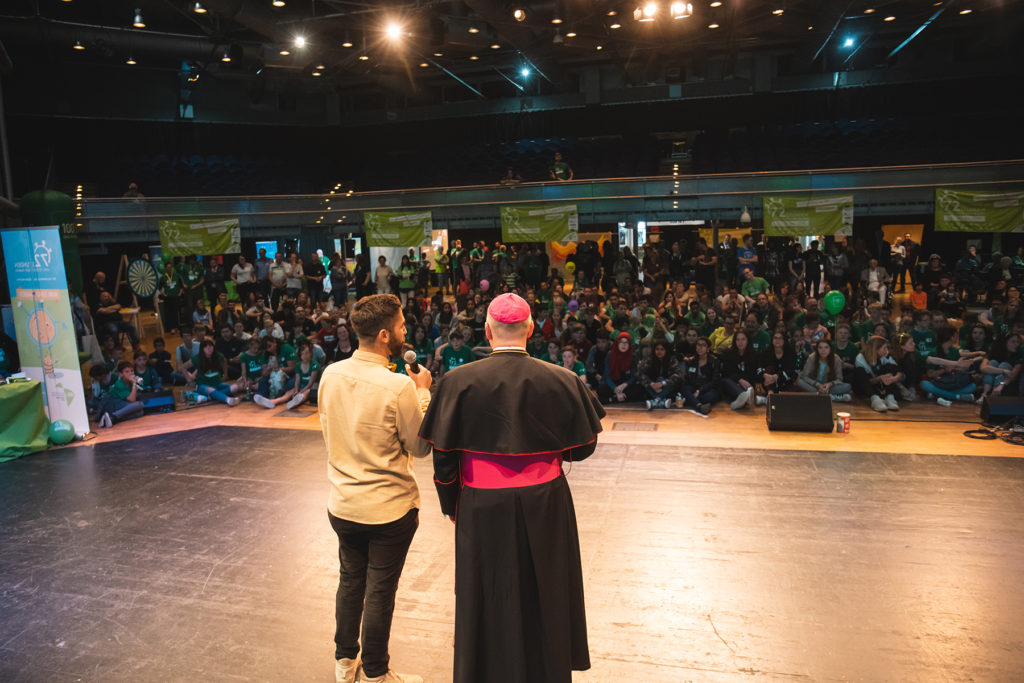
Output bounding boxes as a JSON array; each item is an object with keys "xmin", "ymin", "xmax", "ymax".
[{"xmin": 329, "ymin": 508, "xmax": 418, "ymax": 678}]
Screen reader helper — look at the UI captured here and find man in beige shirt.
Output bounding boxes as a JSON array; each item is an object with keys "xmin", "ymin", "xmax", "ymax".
[{"xmin": 318, "ymin": 294, "xmax": 432, "ymax": 683}]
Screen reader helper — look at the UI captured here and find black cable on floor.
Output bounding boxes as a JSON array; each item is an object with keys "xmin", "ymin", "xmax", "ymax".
[{"xmin": 964, "ymin": 417, "xmax": 1024, "ymax": 446}]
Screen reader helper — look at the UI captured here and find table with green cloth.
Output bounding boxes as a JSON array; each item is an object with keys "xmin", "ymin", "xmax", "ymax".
[{"xmin": 0, "ymin": 380, "xmax": 50, "ymax": 462}]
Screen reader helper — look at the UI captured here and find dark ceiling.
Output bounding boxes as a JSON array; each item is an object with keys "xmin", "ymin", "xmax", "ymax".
[{"xmin": 1, "ymin": 0, "xmax": 1020, "ymax": 103}]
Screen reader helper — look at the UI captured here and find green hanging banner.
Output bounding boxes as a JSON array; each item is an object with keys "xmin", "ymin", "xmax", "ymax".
[
  {"xmin": 762, "ymin": 195, "xmax": 854, "ymax": 237},
  {"xmin": 934, "ymin": 188, "xmax": 1024, "ymax": 233},
  {"xmin": 501, "ymin": 204, "xmax": 579, "ymax": 243},
  {"xmin": 159, "ymin": 218, "xmax": 241, "ymax": 256},
  {"xmin": 364, "ymin": 211, "xmax": 433, "ymax": 247}
]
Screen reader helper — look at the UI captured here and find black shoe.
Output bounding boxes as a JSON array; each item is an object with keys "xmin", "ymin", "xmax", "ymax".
[{"xmin": 698, "ymin": 403, "xmax": 712, "ymax": 414}]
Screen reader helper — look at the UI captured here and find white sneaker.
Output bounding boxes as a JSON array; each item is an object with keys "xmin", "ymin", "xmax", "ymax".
[
  {"xmin": 358, "ymin": 670, "xmax": 423, "ymax": 683},
  {"xmin": 834, "ymin": 393, "xmax": 852, "ymax": 403},
  {"xmin": 99, "ymin": 412, "xmax": 113, "ymax": 428},
  {"xmin": 755, "ymin": 395, "xmax": 767, "ymax": 406},
  {"xmin": 285, "ymin": 392, "xmax": 306, "ymax": 410},
  {"xmin": 729, "ymin": 390, "xmax": 748, "ymax": 410},
  {"xmin": 885, "ymin": 394, "xmax": 900, "ymax": 411},
  {"xmin": 936, "ymin": 397, "xmax": 953, "ymax": 407},
  {"xmin": 226, "ymin": 396, "xmax": 240, "ymax": 407},
  {"xmin": 662, "ymin": 398, "xmax": 674, "ymax": 409},
  {"xmin": 336, "ymin": 656, "xmax": 360, "ymax": 683},
  {"xmin": 253, "ymin": 394, "xmax": 275, "ymax": 409},
  {"xmin": 870, "ymin": 395, "xmax": 888, "ymax": 412},
  {"xmin": 645, "ymin": 399, "xmax": 654, "ymax": 410}
]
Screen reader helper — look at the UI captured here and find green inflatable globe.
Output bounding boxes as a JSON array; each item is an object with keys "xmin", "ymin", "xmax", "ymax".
[
  {"xmin": 824, "ymin": 290, "xmax": 846, "ymax": 315},
  {"xmin": 49, "ymin": 419, "xmax": 76, "ymax": 445}
]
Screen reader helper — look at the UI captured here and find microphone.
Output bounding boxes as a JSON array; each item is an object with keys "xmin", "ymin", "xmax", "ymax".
[{"xmin": 403, "ymin": 348, "xmax": 420, "ymax": 373}]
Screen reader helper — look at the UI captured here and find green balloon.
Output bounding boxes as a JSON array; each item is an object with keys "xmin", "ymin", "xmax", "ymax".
[
  {"xmin": 824, "ymin": 290, "xmax": 846, "ymax": 315},
  {"xmin": 49, "ymin": 419, "xmax": 76, "ymax": 446}
]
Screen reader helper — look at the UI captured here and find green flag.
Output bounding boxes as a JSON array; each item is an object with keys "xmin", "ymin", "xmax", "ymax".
[
  {"xmin": 159, "ymin": 218, "xmax": 241, "ymax": 256},
  {"xmin": 935, "ymin": 188, "xmax": 1024, "ymax": 233},
  {"xmin": 501, "ymin": 204, "xmax": 579, "ymax": 243},
  {"xmin": 364, "ymin": 211, "xmax": 433, "ymax": 247},
  {"xmin": 763, "ymin": 195, "xmax": 853, "ymax": 237}
]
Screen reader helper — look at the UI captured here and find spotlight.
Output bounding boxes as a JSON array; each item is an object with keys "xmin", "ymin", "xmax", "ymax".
[
  {"xmin": 565, "ymin": 30, "xmax": 576, "ymax": 37},
  {"xmin": 385, "ymin": 22, "xmax": 403, "ymax": 40},
  {"xmin": 419, "ymin": 62, "xmax": 429, "ymax": 67},
  {"xmin": 959, "ymin": 8, "xmax": 972, "ymax": 14},
  {"xmin": 133, "ymin": 8, "xmax": 145, "ymax": 28},
  {"xmin": 610, "ymin": 22, "xmax": 621, "ymax": 29},
  {"xmin": 513, "ymin": 8, "xmax": 526, "ymax": 22},
  {"xmin": 635, "ymin": 3, "xmax": 658, "ymax": 22},
  {"xmin": 608, "ymin": 10, "xmax": 617, "ymax": 16},
  {"xmin": 864, "ymin": 8, "xmax": 875, "ymax": 13},
  {"xmin": 279, "ymin": 48, "xmax": 291, "ymax": 55},
  {"xmin": 521, "ymin": 67, "xmax": 530, "ymax": 77},
  {"xmin": 596, "ymin": 44, "xmax": 604, "ymax": 50},
  {"xmin": 341, "ymin": 41, "xmax": 353, "ymax": 47},
  {"xmin": 884, "ymin": 15, "xmax": 895, "ymax": 21},
  {"xmin": 294, "ymin": 35, "xmax": 306, "ymax": 48},
  {"xmin": 272, "ymin": 0, "xmax": 286, "ymax": 6},
  {"xmin": 772, "ymin": 8, "xmax": 784, "ymax": 16},
  {"xmin": 710, "ymin": 1, "xmax": 722, "ymax": 6},
  {"xmin": 221, "ymin": 48, "xmax": 231, "ymax": 62},
  {"xmin": 490, "ymin": 43, "xmax": 501, "ymax": 49},
  {"xmin": 126, "ymin": 56, "xmax": 136, "ymax": 65},
  {"xmin": 433, "ymin": 52, "xmax": 443, "ymax": 56},
  {"xmin": 316, "ymin": 64, "xmax": 325, "ymax": 69},
  {"xmin": 671, "ymin": 2, "xmax": 693, "ymax": 19},
  {"xmin": 312, "ymin": 71, "xmax": 322, "ymax": 77},
  {"xmin": 843, "ymin": 37, "xmax": 854, "ymax": 47},
  {"xmin": 193, "ymin": 2, "xmax": 206, "ymax": 13},
  {"xmin": 469, "ymin": 55, "xmax": 479, "ymax": 60},
  {"xmin": 708, "ymin": 23, "xmax": 719, "ymax": 28},
  {"xmin": 73, "ymin": 40, "xmax": 85, "ymax": 50},
  {"xmin": 468, "ymin": 26, "xmax": 479, "ymax": 33},
  {"xmin": 358, "ymin": 54, "xmax": 369, "ymax": 60}
]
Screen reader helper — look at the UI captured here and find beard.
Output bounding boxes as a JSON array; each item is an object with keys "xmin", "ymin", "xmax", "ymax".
[{"xmin": 388, "ymin": 331, "xmax": 405, "ymax": 358}]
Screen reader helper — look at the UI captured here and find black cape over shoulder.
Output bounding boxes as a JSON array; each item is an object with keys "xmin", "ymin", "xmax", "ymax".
[{"xmin": 419, "ymin": 351, "xmax": 605, "ymax": 455}]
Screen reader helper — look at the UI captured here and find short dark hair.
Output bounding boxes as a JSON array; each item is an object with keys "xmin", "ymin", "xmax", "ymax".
[
  {"xmin": 351, "ymin": 294, "xmax": 402, "ymax": 340},
  {"xmin": 89, "ymin": 365, "xmax": 109, "ymax": 378},
  {"xmin": 116, "ymin": 361, "xmax": 133, "ymax": 374}
]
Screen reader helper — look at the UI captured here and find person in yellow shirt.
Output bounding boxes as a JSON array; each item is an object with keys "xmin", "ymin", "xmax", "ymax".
[{"xmin": 709, "ymin": 314, "xmax": 739, "ymax": 355}]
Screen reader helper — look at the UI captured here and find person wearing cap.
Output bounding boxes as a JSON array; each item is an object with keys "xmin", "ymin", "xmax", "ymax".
[{"xmin": 419, "ymin": 292, "xmax": 604, "ymax": 683}]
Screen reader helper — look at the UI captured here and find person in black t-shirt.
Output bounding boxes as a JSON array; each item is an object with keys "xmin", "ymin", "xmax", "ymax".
[{"xmin": 803, "ymin": 240, "xmax": 824, "ymax": 298}]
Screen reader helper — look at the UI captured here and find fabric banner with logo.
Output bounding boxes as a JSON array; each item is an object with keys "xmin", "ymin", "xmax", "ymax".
[
  {"xmin": 159, "ymin": 218, "xmax": 241, "ymax": 256},
  {"xmin": 1, "ymin": 226, "xmax": 90, "ymax": 435},
  {"xmin": 934, "ymin": 188, "xmax": 1024, "ymax": 233},
  {"xmin": 501, "ymin": 204, "xmax": 579, "ymax": 243},
  {"xmin": 762, "ymin": 195, "xmax": 854, "ymax": 236},
  {"xmin": 364, "ymin": 211, "xmax": 433, "ymax": 247}
]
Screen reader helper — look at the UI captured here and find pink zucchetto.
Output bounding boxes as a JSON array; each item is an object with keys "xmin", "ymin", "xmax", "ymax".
[{"xmin": 488, "ymin": 293, "xmax": 532, "ymax": 324}]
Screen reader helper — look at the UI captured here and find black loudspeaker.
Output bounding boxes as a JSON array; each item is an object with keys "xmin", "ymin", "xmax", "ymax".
[
  {"xmin": 766, "ymin": 393, "xmax": 835, "ymax": 432},
  {"xmin": 981, "ymin": 396, "xmax": 1024, "ymax": 423}
]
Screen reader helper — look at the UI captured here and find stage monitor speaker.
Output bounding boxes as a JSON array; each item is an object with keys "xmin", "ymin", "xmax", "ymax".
[
  {"xmin": 766, "ymin": 393, "xmax": 835, "ymax": 432},
  {"xmin": 981, "ymin": 396, "xmax": 1024, "ymax": 423}
]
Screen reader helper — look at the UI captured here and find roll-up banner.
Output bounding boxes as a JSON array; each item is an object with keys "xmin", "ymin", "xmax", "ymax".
[{"xmin": 2, "ymin": 226, "xmax": 90, "ymax": 435}]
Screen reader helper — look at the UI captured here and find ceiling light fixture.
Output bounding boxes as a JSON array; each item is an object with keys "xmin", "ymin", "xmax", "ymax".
[
  {"xmin": 341, "ymin": 41, "xmax": 352, "ymax": 48},
  {"xmin": 491, "ymin": 43, "xmax": 501, "ymax": 48},
  {"xmin": 864, "ymin": 8, "xmax": 875, "ymax": 13},
  {"xmin": 710, "ymin": 1, "xmax": 722, "ymax": 6},
  {"xmin": 194, "ymin": 2, "xmax": 206, "ymax": 13},
  {"xmin": 419, "ymin": 62, "xmax": 429, "ymax": 67},
  {"xmin": 312, "ymin": 71, "xmax": 322, "ymax": 76},
  {"xmin": 608, "ymin": 9, "xmax": 618, "ymax": 16},
  {"xmin": 521, "ymin": 67, "xmax": 530, "ymax": 77},
  {"xmin": 433, "ymin": 52, "xmax": 443, "ymax": 56},
  {"xmin": 279, "ymin": 48, "xmax": 291, "ymax": 55},
  {"xmin": 358, "ymin": 54, "xmax": 369, "ymax": 60},
  {"xmin": 610, "ymin": 22, "xmax": 622, "ymax": 29},
  {"xmin": 272, "ymin": 0, "xmax": 286, "ymax": 7},
  {"xmin": 469, "ymin": 55, "xmax": 479, "ymax": 60},
  {"xmin": 513, "ymin": 8, "xmax": 526, "ymax": 22},
  {"xmin": 843, "ymin": 37, "xmax": 855, "ymax": 47},
  {"xmin": 316, "ymin": 64, "xmax": 325, "ymax": 69},
  {"xmin": 468, "ymin": 26, "xmax": 479, "ymax": 33},
  {"xmin": 126, "ymin": 56, "xmax": 136, "ymax": 65},
  {"xmin": 73, "ymin": 40, "xmax": 85, "ymax": 50},
  {"xmin": 671, "ymin": 2, "xmax": 693, "ymax": 19},
  {"xmin": 708, "ymin": 23, "xmax": 719, "ymax": 28},
  {"xmin": 959, "ymin": 8, "xmax": 972, "ymax": 14},
  {"xmin": 635, "ymin": 3, "xmax": 658, "ymax": 22},
  {"xmin": 385, "ymin": 22, "xmax": 403, "ymax": 40},
  {"xmin": 596, "ymin": 44, "xmax": 604, "ymax": 50},
  {"xmin": 221, "ymin": 48, "xmax": 231, "ymax": 62},
  {"xmin": 133, "ymin": 8, "xmax": 145, "ymax": 28},
  {"xmin": 565, "ymin": 30, "xmax": 576, "ymax": 37},
  {"xmin": 772, "ymin": 8, "xmax": 784, "ymax": 15},
  {"xmin": 884, "ymin": 15, "xmax": 895, "ymax": 21}
]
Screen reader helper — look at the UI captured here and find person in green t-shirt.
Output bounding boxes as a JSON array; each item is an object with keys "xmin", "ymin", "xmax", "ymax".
[
  {"xmin": 540, "ymin": 340, "xmax": 562, "ymax": 365},
  {"xmin": 239, "ymin": 337, "xmax": 267, "ymax": 393},
  {"xmin": 549, "ymin": 151, "xmax": 573, "ymax": 181},
  {"xmin": 559, "ymin": 345, "xmax": 587, "ymax": 378},
  {"xmin": 397, "ymin": 255, "xmax": 416, "ymax": 305},
  {"xmin": 832, "ymin": 323, "xmax": 860, "ymax": 375},
  {"xmin": 132, "ymin": 350, "xmax": 162, "ymax": 391},
  {"xmin": 919, "ymin": 327, "xmax": 976, "ymax": 404},
  {"xmin": 910, "ymin": 309, "xmax": 937, "ymax": 366},
  {"xmin": 182, "ymin": 254, "xmax": 206, "ymax": 316},
  {"xmin": 740, "ymin": 269, "xmax": 771, "ymax": 302},
  {"xmin": 91, "ymin": 362, "xmax": 145, "ymax": 427},
  {"xmin": 194, "ymin": 339, "xmax": 242, "ymax": 405},
  {"xmin": 283, "ymin": 341, "xmax": 321, "ymax": 409},
  {"xmin": 439, "ymin": 331, "xmax": 475, "ymax": 375},
  {"xmin": 743, "ymin": 312, "xmax": 771, "ymax": 354}
]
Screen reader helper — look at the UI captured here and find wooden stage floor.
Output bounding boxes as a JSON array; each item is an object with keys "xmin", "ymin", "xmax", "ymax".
[{"xmin": 1, "ymin": 421, "xmax": 1023, "ymax": 682}]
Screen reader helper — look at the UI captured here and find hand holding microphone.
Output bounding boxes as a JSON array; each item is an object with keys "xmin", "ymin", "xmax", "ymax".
[{"xmin": 404, "ymin": 347, "xmax": 432, "ymax": 389}]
